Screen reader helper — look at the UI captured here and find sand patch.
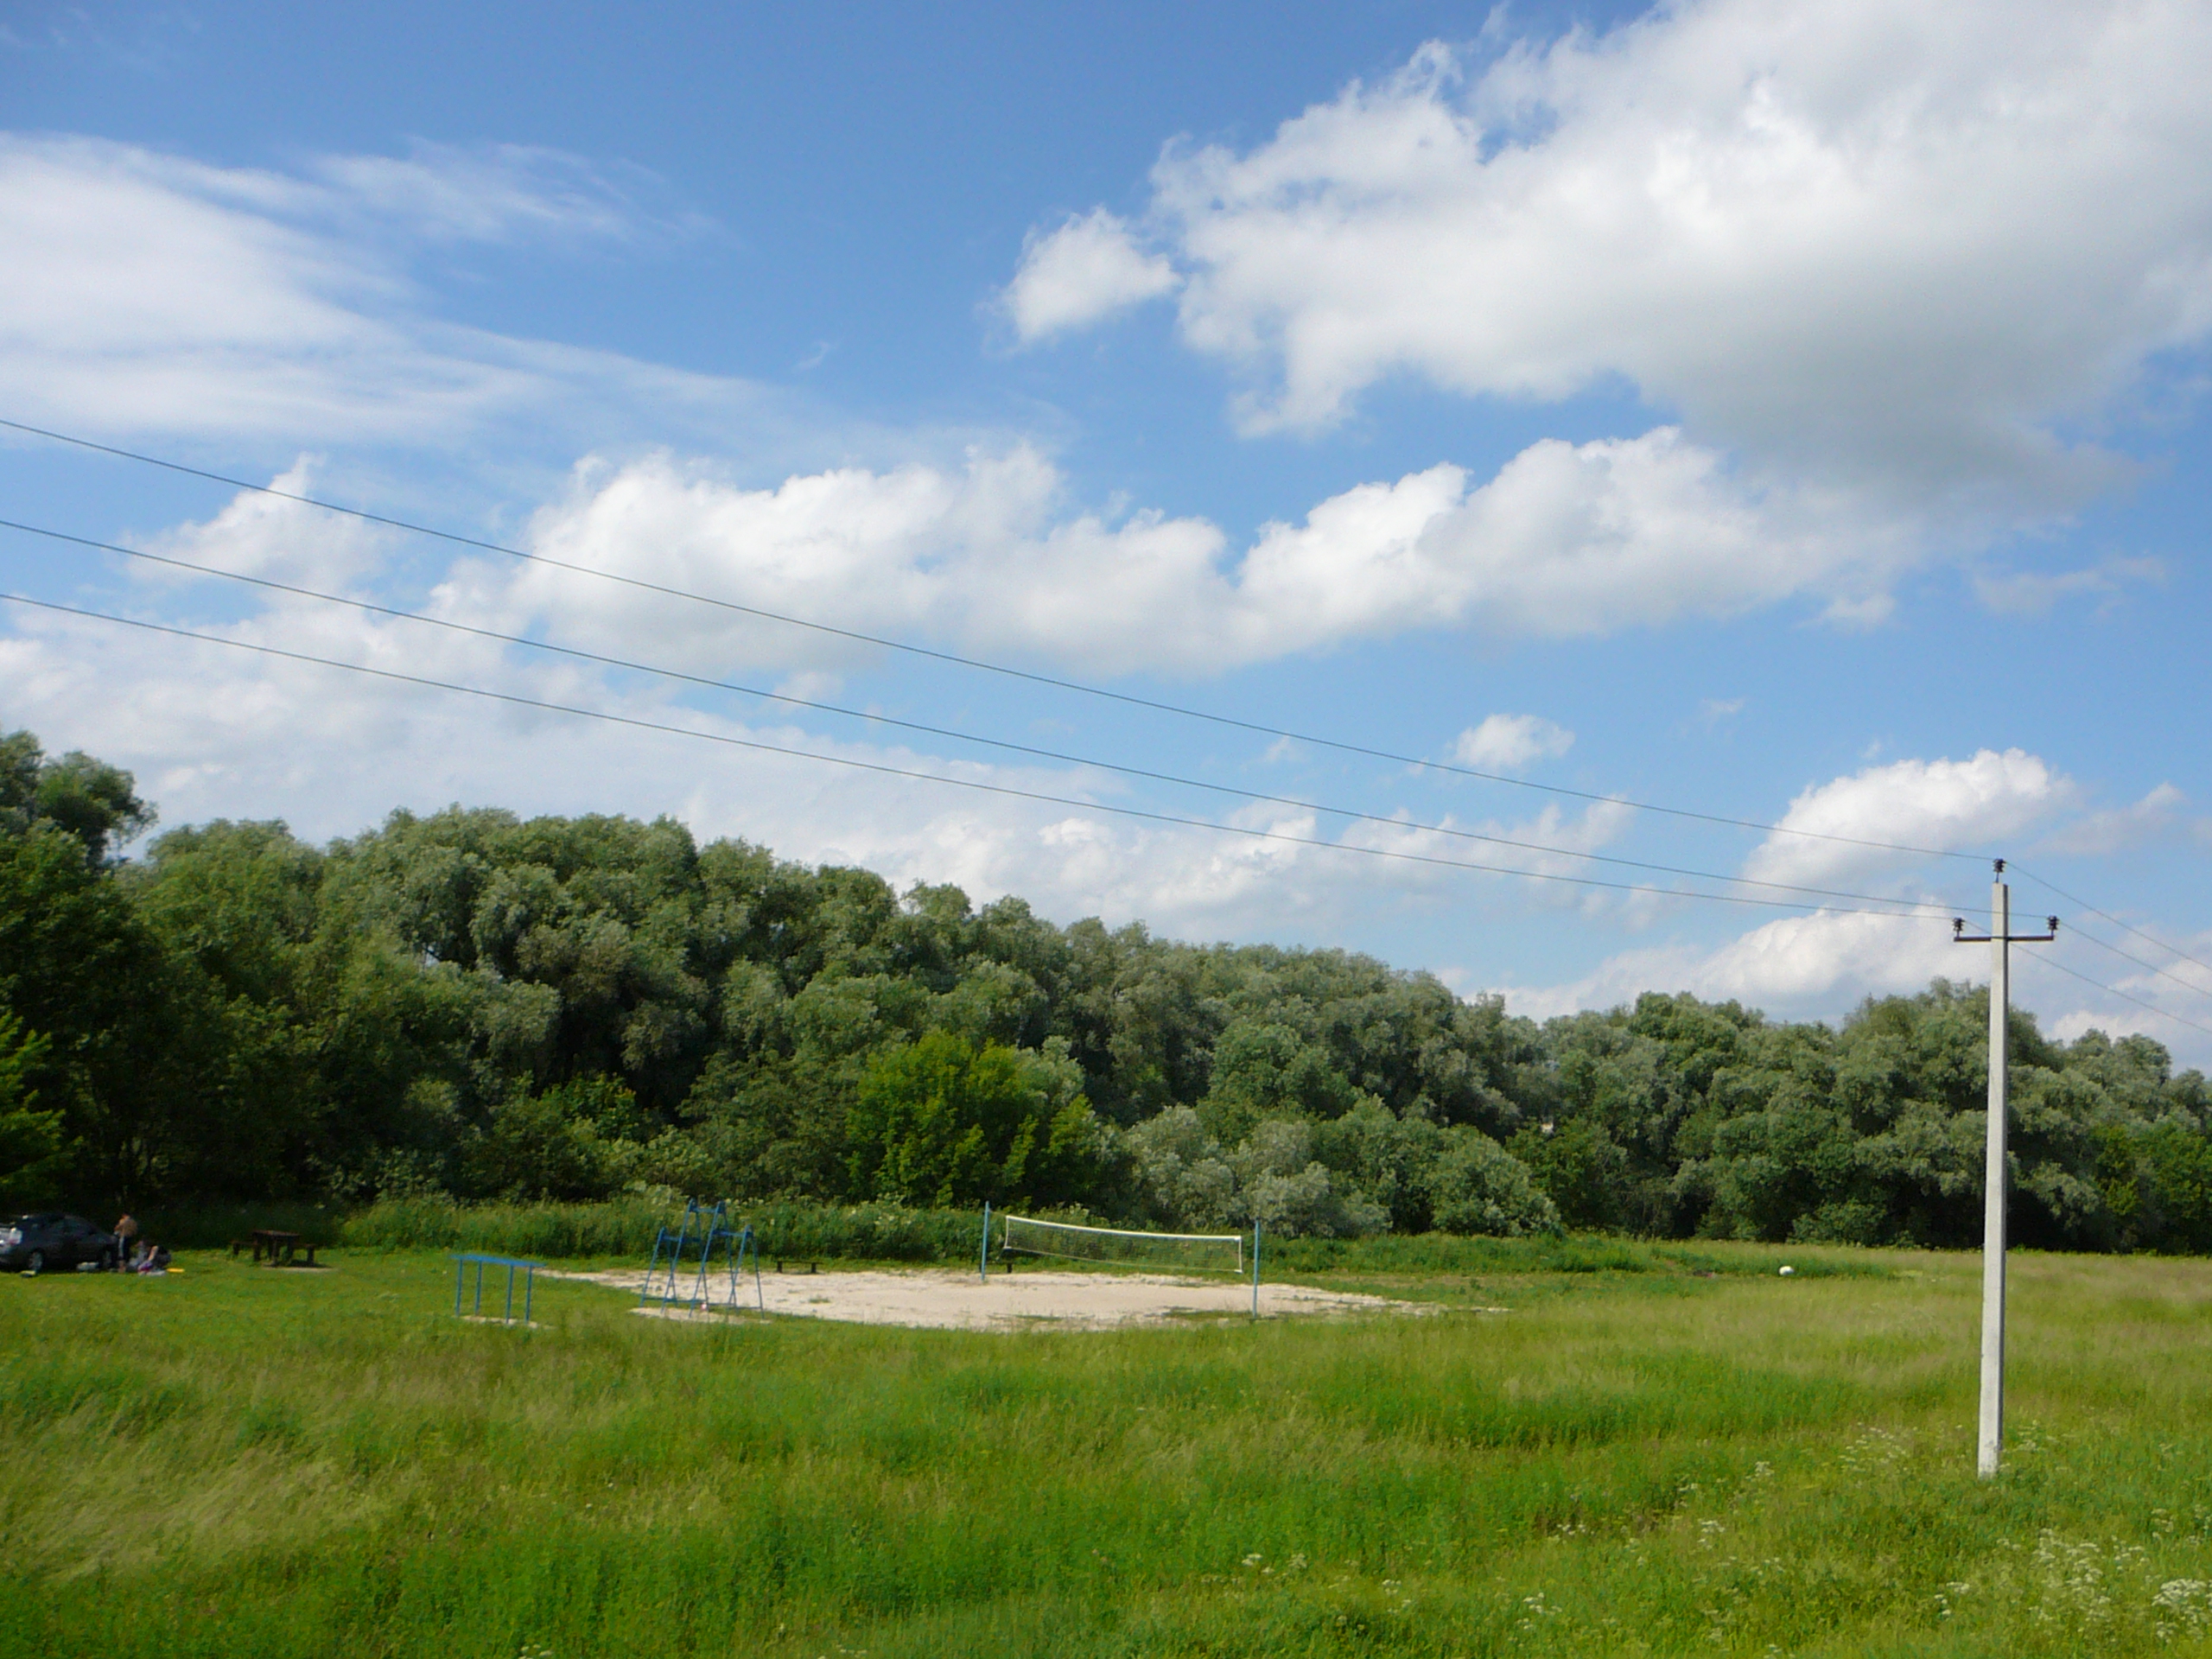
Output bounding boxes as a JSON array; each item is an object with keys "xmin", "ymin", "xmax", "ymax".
[{"xmin": 545, "ymin": 1265, "xmax": 1457, "ymax": 1332}]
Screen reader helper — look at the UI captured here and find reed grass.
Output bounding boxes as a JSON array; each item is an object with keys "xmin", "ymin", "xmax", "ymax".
[
  {"xmin": 140, "ymin": 1195, "xmax": 1897, "ymax": 1277},
  {"xmin": 3, "ymin": 1240, "xmax": 2210, "ymax": 1655}
]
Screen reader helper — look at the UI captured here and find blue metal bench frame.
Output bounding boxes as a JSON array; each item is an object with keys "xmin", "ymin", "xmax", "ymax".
[{"xmin": 453, "ymin": 1252, "xmax": 542, "ymax": 1325}]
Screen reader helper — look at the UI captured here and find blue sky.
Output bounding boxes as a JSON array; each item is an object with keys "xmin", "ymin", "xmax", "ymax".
[{"xmin": 3, "ymin": 0, "xmax": 2209, "ymax": 1059}]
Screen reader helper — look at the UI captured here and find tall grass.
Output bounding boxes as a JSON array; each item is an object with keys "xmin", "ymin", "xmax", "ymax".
[
  {"xmin": 332, "ymin": 1195, "xmax": 988, "ymax": 1262},
  {"xmin": 137, "ymin": 1196, "xmax": 1904, "ymax": 1276},
  {"xmin": 337, "ymin": 1193, "xmax": 676, "ymax": 1257},
  {"xmin": 5, "ymin": 1241, "xmax": 2212, "ymax": 1654},
  {"xmin": 124, "ymin": 1201, "xmax": 346, "ymax": 1249},
  {"xmin": 129, "ymin": 1197, "xmax": 991, "ymax": 1262}
]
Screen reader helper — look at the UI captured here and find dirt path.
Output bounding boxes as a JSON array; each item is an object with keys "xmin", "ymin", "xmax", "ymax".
[{"xmin": 545, "ymin": 1264, "xmax": 1457, "ymax": 1332}]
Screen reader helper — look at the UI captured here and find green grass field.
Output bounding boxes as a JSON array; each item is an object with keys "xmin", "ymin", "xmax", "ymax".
[{"xmin": 4, "ymin": 1240, "xmax": 2212, "ymax": 1656}]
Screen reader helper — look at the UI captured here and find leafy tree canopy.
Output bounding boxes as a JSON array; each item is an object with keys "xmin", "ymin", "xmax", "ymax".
[{"xmin": 3, "ymin": 726, "xmax": 2208, "ymax": 1254}]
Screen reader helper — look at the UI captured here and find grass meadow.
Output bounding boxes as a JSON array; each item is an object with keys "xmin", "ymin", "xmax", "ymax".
[{"xmin": 4, "ymin": 1238, "xmax": 2212, "ymax": 1656}]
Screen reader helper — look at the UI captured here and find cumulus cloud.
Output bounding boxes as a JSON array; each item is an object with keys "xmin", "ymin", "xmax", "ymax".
[
  {"xmin": 1503, "ymin": 906, "xmax": 1963, "ymax": 1024},
  {"xmin": 1453, "ymin": 713, "xmax": 1573, "ymax": 770},
  {"xmin": 1743, "ymin": 749, "xmax": 2074, "ymax": 888},
  {"xmin": 2036, "ymin": 933, "xmax": 2212, "ymax": 1058},
  {"xmin": 1501, "ymin": 904, "xmax": 2212, "ymax": 1067},
  {"xmin": 495, "ymin": 424, "xmax": 1904, "ymax": 680},
  {"xmin": 1, "ymin": 125, "xmax": 1958, "ymax": 658},
  {"xmin": 1002, "ymin": 209, "xmax": 1179, "ymax": 341},
  {"xmin": 15, "ymin": 483, "xmax": 2195, "ymax": 1059},
  {"xmin": 1053, "ymin": 2, "xmax": 2212, "ymax": 518},
  {"xmin": 0, "ymin": 550, "xmax": 1638, "ymax": 945},
  {"xmin": 131, "ymin": 460, "xmax": 397, "ymax": 591}
]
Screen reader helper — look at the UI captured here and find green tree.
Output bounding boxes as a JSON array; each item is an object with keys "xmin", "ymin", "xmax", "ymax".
[
  {"xmin": 1427, "ymin": 1128, "xmax": 1560, "ymax": 1236},
  {"xmin": 0, "ymin": 1007, "xmax": 61, "ymax": 1201},
  {"xmin": 848, "ymin": 1032, "xmax": 1103, "ymax": 1207},
  {"xmin": 0, "ymin": 728, "xmax": 154, "ymax": 864},
  {"xmin": 1509, "ymin": 1116, "xmax": 1630, "ymax": 1230},
  {"xmin": 1198, "ymin": 1019, "xmax": 1359, "ymax": 1141},
  {"xmin": 461, "ymin": 1075, "xmax": 650, "ymax": 1201}
]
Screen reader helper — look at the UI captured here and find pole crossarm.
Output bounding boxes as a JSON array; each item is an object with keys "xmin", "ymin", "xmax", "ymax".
[{"xmin": 1952, "ymin": 917, "xmax": 2058, "ymax": 944}]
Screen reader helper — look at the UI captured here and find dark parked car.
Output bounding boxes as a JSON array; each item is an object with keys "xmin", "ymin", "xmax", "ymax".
[{"xmin": 1, "ymin": 1213, "xmax": 117, "ymax": 1274}]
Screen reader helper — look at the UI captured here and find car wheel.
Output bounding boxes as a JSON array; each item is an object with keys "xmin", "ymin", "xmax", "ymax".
[{"xmin": 25, "ymin": 1249, "xmax": 43, "ymax": 1275}]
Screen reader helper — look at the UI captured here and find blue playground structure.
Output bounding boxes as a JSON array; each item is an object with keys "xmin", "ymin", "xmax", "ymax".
[
  {"xmin": 453, "ymin": 1253, "xmax": 542, "ymax": 1325},
  {"xmin": 641, "ymin": 1198, "xmax": 764, "ymax": 1314}
]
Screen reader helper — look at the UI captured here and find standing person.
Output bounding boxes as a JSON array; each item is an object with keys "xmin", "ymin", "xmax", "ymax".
[{"xmin": 112, "ymin": 1213, "xmax": 137, "ymax": 1272}]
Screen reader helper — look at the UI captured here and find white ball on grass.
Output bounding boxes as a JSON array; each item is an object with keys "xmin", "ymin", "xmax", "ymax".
[{"xmin": 1778, "ymin": 1265, "xmax": 1795, "ymax": 1275}]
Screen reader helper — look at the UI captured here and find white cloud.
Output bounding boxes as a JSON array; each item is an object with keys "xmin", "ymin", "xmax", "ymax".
[
  {"xmin": 132, "ymin": 460, "xmax": 396, "ymax": 591},
  {"xmin": 1453, "ymin": 713, "xmax": 1573, "ymax": 770},
  {"xmin": 1069, "ymin": 3, "xmax": 2212, "ymax": 519},
  {"xmin": 1745, "ymin": 749, "xmax": 2073, "ymax": 887},
  {"xmin": 16, "ymin": 484, "xmax": 2198, "ymax": 1061},
  {"xmin": 497, "ymin": 424, "xmax": 1902, "ymax": 681},
  {"xmin": 1503, "ymin": 906, "xmax": 1963, "ymax": 1023},
  {"xmin": 2033, "ymin": 943, "xmax": 2212, "ymax": 1069},
  {"xmin": 0, "ymin": 557, "xmax": 1637, "ymax": 945},
  {"xmin": 1503, "ymin": 905, "xmax": 2212, "ymax": 1067},
  {"xmin": 1365, "ymin": 798, "xmax": 1656, "ymax": 928},
  {"xmin": 0, "ymin": 134, "xmax": 784, "ymax": 451},
  {"xmin": 1973, "ymin": 556, "xmax": 2164, "ymax": 617},
  {"xmin": 0, "ymin": 128, "xmax": 1970, "ymax": 658},
  {"xmin": 1002, "ymin": 209, "xmax": 1179, "ymax": 342},
  {"xmin": 2037, "ymin": 784, "xmax": 2188, "ymax": 856},
  {"xmin": 303, "ymin": 140, "xmax": 704, "ymax": 247}
]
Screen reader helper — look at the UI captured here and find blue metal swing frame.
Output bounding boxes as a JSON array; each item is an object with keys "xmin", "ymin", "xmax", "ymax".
[{"xmin": 641, "ymin": 1198, "xmax": 765, "ymax": 1313}]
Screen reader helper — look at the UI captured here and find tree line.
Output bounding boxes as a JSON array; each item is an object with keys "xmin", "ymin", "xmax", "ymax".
[{"xmin": 3, "ymin": 726, "xmax": 2209, "ymax": 1250}]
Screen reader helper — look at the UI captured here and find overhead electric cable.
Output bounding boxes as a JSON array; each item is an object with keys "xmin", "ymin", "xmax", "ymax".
[
  {"xmin": 2031, "ymin": 950, "xmax": 2212, "ymax": 1042},
  {"xmin": 0, "ymin": 514, "xmax": 1980, "ymax": 918},
  {"xmin": 0, "ymin": 415, "xmax": 1987, "ymax": 863},
  {"xmin": 2012, "ymin": 865, "xmax": 2212, "ymax": 981},
  {"xmin": 2046, "ymin": 920, "xmax": 2212, "ymax": 1005},
  {"xmin": 0, "ymin": 588, "xmax": 1971, "ymax": 920}
]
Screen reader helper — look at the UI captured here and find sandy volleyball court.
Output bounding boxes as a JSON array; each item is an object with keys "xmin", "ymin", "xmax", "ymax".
[{"xmin": 547, "ymin": 1265, "xmax": 1451, "ymax": 1331}]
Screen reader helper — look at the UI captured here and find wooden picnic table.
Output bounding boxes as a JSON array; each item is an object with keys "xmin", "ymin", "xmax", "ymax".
[{"xmin": 234, "ymin": 1229, "xmax": 320, "ymax": 1267}]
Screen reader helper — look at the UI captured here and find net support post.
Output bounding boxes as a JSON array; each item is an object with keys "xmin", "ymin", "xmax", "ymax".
[
  {"xmin": 980, "ymin": 1200, "xmax": 991, "ymax": 1283},
  {"xmin": 1252, "ymin": 1220, "xmax": 1262, "ymax": 1319}
]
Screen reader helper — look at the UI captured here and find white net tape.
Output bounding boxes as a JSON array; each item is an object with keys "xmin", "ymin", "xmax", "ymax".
[{"xmin": 1000, "ymin": 1213, "xmax": 1244, "ymax": 1275}]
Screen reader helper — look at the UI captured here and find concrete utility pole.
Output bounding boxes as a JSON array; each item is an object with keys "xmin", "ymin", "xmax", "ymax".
[{"xmin": 1952, "ymin": 860, "xmax": 2056, "ymax": 1478}]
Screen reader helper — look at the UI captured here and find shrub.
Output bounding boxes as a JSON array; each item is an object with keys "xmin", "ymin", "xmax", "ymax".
[{"xmin": 1428, "ymin": 1128, "xmax": 1560, "ymax": 1237}]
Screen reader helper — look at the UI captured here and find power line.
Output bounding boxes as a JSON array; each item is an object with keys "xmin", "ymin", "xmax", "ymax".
[
  {"xmin": 2031, "ymin": 950, "xmax": 2212, "ymax": 1042},
  {"xmin": 0, "ymin": 414, "xmax": 1989, "ymax": 863},
  {"xmin": 2012, "ymin": 865, "xmax": 2212, "ymax": 981},
  {"xmin": 2050, "ymin": 918, "xmax": 2212, "ymax": 1006},
  {"xmin": 0, "ymin": 514, "xmax": 1983, "ymax": 919},
  {"xmin": 0, "ymin": 589, "xmax": 1973, "ymax": 920}
]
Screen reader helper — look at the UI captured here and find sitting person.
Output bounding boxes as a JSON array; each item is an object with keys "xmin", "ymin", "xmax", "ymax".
[
  {"xmin": 132, "ymin": 1240, "xmax": 168, "ymax": 1273},
  {"xmin": 112, "ymin": 1212, "xmax": 137, "ymax": 1271}
]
